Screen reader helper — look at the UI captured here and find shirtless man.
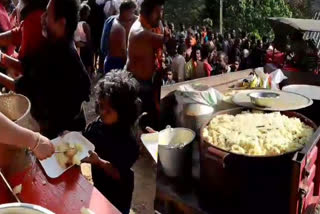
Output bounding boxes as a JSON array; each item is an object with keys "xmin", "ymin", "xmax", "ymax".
[
  {"xmin": 126, "ymin": 0, "xmax": 168, "ymax": 129},
  {"xmin": 101, "ymin": 0, "xmax": 137, "ymax": 74},
  {"xmin": 126, "ymin": 0, "xmax": 166, "ymax": 81}
]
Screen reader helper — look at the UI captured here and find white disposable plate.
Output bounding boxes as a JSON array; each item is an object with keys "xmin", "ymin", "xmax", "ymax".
[
  {"xmin": 282, "ymin": 84, "xmax": 320, "ymax": 101},
  {"xmin": 39, "ymin": 132, "xmax": 95, "ymax": 179},
  {"xmin": 140, "ymin": 133, "xmax": 158, "ymax": 163}
]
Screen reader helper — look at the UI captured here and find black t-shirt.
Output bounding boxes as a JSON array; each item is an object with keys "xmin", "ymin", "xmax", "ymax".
[
  {"xmin": 82, "ymin": 118, "xmax": 139, "ymax": 213},
  {"xmin": 15, "ymin": 40, "xmax": 91, "ymax": 138}
]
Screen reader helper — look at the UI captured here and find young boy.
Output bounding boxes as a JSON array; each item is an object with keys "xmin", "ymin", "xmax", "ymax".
[
  {"xmin": 162, "ymin": 66, "xmax": 176, "ymax": 85},
  {"xmin": 82, "ymin": 70, "xmax": 140, "ymax": 214}
]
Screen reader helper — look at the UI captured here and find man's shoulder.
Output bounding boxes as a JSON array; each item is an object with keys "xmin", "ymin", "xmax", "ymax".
[
  {"xmin": 110, "ymin": 21, "xmax": 126, "ymax": 39},
  {"xmin": 129, "ymin": 21, "xmax": 145, "ymax": 37}
]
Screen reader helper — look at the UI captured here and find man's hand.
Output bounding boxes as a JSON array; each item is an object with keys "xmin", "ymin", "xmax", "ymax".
[
  {"xmin": 82, "ymin": 150, "xmax": 100, "ymax": 165},
  {"xmin": 32, "ymin": 134, "xmax": 55, "ymax": 160}
]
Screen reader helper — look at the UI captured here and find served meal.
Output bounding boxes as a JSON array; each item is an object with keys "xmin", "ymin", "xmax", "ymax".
[
  {"xmin": 202, "ymin": 111, "xmax": 314, "ymax": 156},
  {"xmin": 56, "ymin": 142, "xmax": 83, "ymax": 168}
]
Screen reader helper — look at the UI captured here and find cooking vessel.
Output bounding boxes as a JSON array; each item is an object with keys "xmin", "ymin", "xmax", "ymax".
[
  {"xmin": 183, "ymin": 103, "xmax": 214, "ymax": 133},
  {"xmin": 199, "ymin": 107, "xmax": 317, "ymax": 214},
  {"xmin": 0, "ymin": 203, "xmax": 54, "ymax": 214},
  {"xmin": 0, "ymin": 93, "xmax": 39, "ymax": 174},
  {"xmin": 158, "ymin": 127, "xmax": 195, "ymax": 178}
]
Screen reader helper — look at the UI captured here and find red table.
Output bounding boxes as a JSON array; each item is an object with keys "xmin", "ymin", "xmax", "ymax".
[{"xmin": 0, "ymin": 161, "xmax": 120, "ymax": 214}]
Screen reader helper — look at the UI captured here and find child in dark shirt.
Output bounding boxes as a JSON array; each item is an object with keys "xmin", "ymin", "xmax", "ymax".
[{"xmin": 82, "ymin": 70, "xmax": 140, "ymax": 214}]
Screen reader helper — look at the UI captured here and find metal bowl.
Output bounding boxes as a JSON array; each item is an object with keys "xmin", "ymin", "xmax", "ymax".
[
  {"xmin": 248, "ymin": 91, "xmax": 280, "ymax": 107},
  {"xmin": 0, "ymin": 203, "xmax": 54, "ymax": 214}
]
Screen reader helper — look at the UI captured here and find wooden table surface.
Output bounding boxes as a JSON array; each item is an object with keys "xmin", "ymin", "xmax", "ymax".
[{"xmin": 0, "ymin": 160, "xmax": 120, "ymax": 214}]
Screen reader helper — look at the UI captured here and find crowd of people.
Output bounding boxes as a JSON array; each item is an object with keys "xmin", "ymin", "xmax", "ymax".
[
  {"xmin": 0, "ymin": 0, "xmax": 165, "ymax": 213},
  {"xmin": 162, "ymin": 23, "xmax": 274, "ymax": 85}
]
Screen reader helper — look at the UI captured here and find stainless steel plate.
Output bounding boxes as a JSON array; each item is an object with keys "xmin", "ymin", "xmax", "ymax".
[
  {"xmin": 232, "ymin": 89, "xmax": 313, "ymax": 111},
  {"xmin": 0, "ymin": 203, "xmax": 54, "ymax": 214}
]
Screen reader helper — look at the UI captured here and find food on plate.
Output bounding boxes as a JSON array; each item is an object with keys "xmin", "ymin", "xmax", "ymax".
[
  {"xmin": 202, "ymin": 112, "xmax": 314, "ymax": 156},
  {"xmin": 81, "ymin": 207, "xmax": 95, "ymax": 214},
  {"xmin": 13, "ymin": 184, "xmax": 22, "ymax": 195},
  {"xmin": 56, "ymin": 142, "xmax": 83, "ymax": 168}
]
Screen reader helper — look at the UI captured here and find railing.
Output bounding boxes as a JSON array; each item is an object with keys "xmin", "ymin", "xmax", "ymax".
[{"xmin": 303, "ymin": 12, "xmax": 320, "ymax": 49}]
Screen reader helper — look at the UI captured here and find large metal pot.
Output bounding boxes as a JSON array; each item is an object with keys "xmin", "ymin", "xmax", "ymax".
[
  {"xmin": 0, "ymin": 203, "xmax": 54, "ymax": 214},
  {"xmin": 199, "ymin": 107, "xmax": 317, "ymax": 214},
  {"xmin": 0, "ymin": 93, "xmax": 39, "ymax": 131},
  {"xmin": 0, "ymin": 93, "xmax": 39, "ymax": 174}
]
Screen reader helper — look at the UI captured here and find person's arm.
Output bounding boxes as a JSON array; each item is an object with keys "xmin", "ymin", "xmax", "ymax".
[
  {"xmin": 0, "ymin": 52, "xmax": 23, "ymax": 76},
  {"xmin": 0, "ymin": 30, "xmax": 14, "ymax": 47},
  {"xmin": 83, "ymin": 23, "xmax": 92, "ymax": 47},
  {"xmin": 145, "ymin": 27, "xmax": 170, "ymax": 50},
  {"xmin": 0, "ymin": 112, "xmax": 54, "ymax": 160},
  {"xmin": 0, "ymin": 72, "xmax": 15, "ymax": 91},
  {"xmin": 82, "ymin": 150, "xmax": 120, "ymax": 180}
]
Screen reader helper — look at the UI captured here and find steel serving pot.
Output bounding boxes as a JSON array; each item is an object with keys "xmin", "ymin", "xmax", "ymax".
[
  {"xmin": 0, "ymin": 203, "xmax": 54, "ymax": 214},
  {"xmin": 158, "ymin": 127, "xmax": 196, "ymax": 178}
]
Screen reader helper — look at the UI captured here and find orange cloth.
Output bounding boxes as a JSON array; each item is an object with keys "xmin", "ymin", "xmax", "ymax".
[
  {"xmin": 186, "ymin": 37, "xmax": 197, "ymax": 47},
  {"xmin": 11, "ymin": 10, "xmax": 46, "ymax": 60},
  {"xmin": 139, "ymin": 16, "xmax": 163, "ymax": 71},
  {"xmin": 191, "ymin": 37, "xmax": 197, "ymax": 46}
]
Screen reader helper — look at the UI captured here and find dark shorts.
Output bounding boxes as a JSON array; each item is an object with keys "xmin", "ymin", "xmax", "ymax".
[
  {"xmin": 93, "ymin": 169, "xmax": 134, "ymax": 214},
  {"xmin": 135, "ymin": 78, "xmax": 159, "ymax": 129},
  {"xmin": 104, "ymin": 56, "xmax": 125, "ymax": 74}
]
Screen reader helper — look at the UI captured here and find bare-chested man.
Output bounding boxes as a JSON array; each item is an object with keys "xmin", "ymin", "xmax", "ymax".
[
  {"xmin": 101, "ymin": 0, "xmax": 137, "ymax": 74},
  {"xmin": 126, "ymin": 0, "xmax": 169, "ymax": 129}
]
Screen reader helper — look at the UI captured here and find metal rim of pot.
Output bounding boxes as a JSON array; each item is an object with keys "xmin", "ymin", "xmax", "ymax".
[
  {"xmin": 0, "ymin": 203, "xmax": 54, "ymax": 214},
  {"xmin": 200, "ymin": 107, "xmax": 318, "ymax": 159},
  {"xmin": 159, "ymin": 127, "xmax": 196, "ymax": 150},
  {"xmin": 0, "ymin": 92, "xmax": 31, "ymax": 123}
]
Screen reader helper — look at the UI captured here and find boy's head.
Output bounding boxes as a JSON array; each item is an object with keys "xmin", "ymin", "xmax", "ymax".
[
  {"xmin": 95, "ymin": 70, "xmax": 139, "ymax": 128},
  {"xmin": 140, "ymin": 0, "xmax": 164, "ymax": 28},
  {"xmin": 217, "ymin": 51, "xmax": 228, "ymax": 68},
  {"xmin": 165, "ymin": 66, "xmax": 173, "ymax": 80},
  {"xmin": 233, "ymin": 56, "xmax": 241, "ymax": 71}
]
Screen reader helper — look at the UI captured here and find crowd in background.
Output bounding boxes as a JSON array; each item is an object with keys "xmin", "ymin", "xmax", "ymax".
[
  {"xmin": 162, "ymin": 23, "xmax": 273, "ymax": 85},
  {"xmin": 0, "ymin": 0, "xmax": 165, "ymax": 213}
]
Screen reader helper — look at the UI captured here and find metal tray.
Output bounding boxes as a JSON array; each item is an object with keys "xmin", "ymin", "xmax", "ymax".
[{"xmin": 232, "ymin": 89, "xmax": 313, "ymax": 111}]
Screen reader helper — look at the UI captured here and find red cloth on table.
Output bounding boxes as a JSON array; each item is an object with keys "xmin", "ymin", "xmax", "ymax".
[{"xmin": 11, "ymin": 10, "xmax": 46, "ymax": 60}]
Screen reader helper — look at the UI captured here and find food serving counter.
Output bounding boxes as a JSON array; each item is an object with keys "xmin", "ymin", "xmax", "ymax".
[
  {"xmin": 155, "ymin": 69, "xmax": 320, "ymax": 214},
  {"xmin": 0, "ymin": 159, "xmax": 121, "ymax": 214}
]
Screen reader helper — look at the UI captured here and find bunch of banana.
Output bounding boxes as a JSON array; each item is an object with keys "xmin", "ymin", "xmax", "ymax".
[
  {"xmin": 242, "ymin": 72, "xmax": 272, "ymax": 89},
  {"xmin": 242, "ymin": 72, "xmax": 260, "ymax": 89}
]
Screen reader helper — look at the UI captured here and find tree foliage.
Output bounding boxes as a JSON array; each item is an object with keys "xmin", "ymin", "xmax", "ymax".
[
  {"xmin": 164, "ymin": 0, "xmax": 206, "ymax": 27},
  {"xmin": 203, "ymin": 0, "xmax": 294, "ymax": 37}
]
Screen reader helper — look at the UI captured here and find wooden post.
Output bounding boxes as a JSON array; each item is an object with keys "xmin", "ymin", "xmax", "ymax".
[{"xmin": 220, "ymin": 0, "xmax": 223, "ymax": 34}]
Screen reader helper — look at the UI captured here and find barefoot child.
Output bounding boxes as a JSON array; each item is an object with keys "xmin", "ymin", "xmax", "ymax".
[{"xmin": 82, "ymin": 70, "xmax": 140, "ymax": 214}]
